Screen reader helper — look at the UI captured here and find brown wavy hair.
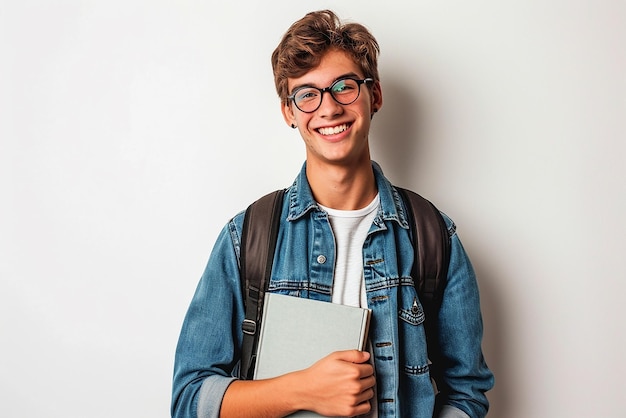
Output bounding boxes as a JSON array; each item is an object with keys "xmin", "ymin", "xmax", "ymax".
[{"xmin": 271, "ymin": 10, "xmax": 380, "ymax": 104}]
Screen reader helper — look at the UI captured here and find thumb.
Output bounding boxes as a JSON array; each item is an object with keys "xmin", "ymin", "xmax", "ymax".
[{"xmin": 333, "ymin": 349, "xmax": 371, "ymax": 364}]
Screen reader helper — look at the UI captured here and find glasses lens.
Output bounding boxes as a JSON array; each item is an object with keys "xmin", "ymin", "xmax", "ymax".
[
  {"xmin": 331, "ymin": 79, "xmax": 360, "ymax": 105},
  {"xmin": 293, "ymin": 88, "xmax": 321, "ymax": 113}
]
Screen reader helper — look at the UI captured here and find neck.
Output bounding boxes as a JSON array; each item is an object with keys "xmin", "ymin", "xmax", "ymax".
[{"xmin": 306, "ymin": 160, "xmax": 377, "ymax": 210}]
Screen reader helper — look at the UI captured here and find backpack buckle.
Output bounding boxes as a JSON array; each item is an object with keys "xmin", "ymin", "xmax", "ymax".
[{"xmin": 242, "ymin": 319, "xmax": 257, "ymax": 335}]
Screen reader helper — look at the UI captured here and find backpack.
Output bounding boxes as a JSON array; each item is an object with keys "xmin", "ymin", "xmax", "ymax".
[{"xmin": 238, "ymin": 187, "xmax": 451, "ymax": 381}]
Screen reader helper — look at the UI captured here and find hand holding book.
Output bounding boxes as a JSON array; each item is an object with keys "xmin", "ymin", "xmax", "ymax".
[
  {"xmin": 292, "ymin": 350, "xmax": 375, "ymax": 417},
  {"xmin": 221, "ymin": 349, "xmax": 374, "ymax": 418}
]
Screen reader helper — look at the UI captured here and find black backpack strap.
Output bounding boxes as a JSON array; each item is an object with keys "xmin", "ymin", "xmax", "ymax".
[
  {"xmin": 397, "ymin": 188, "xmax": 451, "ymax": 383},
  {"xmin": 239, "ymin": 189, "xmax": 285, "ymax": 380}
]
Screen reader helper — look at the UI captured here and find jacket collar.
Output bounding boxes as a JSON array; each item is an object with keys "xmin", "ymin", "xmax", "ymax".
[{"xmin": 286, "ymin": 161, "xmax": 410, "ymax": 230}]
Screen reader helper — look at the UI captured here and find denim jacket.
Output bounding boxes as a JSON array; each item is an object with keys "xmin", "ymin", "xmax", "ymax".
[{"xmin": 172, "ymin": 162, "xmax": 494, "ymax": 418}]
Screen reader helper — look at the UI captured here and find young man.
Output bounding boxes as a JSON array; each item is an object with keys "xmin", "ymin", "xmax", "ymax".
[{"xmin": 172, "ymin": 10, "xmax": 494, "ymax": 418}]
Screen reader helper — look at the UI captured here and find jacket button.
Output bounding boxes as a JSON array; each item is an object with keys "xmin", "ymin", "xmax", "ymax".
[{"xmin": 317, "ymin": 255, "xmax": 327, "ymax": 264}]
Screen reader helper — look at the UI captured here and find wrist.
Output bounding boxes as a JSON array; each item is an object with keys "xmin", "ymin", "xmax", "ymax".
[{"xmin": 279, "ymin": 369, "xmax": 311, "ymax": 413}]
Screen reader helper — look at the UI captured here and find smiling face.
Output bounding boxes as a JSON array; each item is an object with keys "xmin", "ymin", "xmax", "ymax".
[{"xmin": 281, "ymin": 49, "xmax": 383, "ymax": 170}]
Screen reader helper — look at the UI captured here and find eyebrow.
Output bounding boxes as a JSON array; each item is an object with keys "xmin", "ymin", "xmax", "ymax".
[{"xmin": 289, "ymin": 72, "xmax": 361, "ymax": 94}]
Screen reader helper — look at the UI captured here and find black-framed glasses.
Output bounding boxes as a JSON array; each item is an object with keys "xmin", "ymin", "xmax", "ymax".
[{"xmin": 287, "ymin": 77, "xmax": 373, "ymax": 113}]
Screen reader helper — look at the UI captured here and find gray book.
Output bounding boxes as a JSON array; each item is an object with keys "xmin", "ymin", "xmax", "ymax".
[{"xmin": 253, "ymin": 293, "xmax": 372, "ymax": 417}]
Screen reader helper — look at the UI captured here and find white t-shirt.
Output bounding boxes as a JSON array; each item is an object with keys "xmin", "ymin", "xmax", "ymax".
[
  {"xmin": 318, "ymin": 194, "xmax": 381, "ymax": 418},
  {"xmin": 319, "ymin": 194, "xmax": 380, "ymax": 308}
]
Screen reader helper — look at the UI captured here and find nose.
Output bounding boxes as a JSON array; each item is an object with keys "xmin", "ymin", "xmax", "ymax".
[{"xmin": 317, "ymin": 89, "xmax": 343, "ymax": 117}]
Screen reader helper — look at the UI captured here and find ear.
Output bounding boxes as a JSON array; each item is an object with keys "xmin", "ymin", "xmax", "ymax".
[
  {"xmin": 370, "ymin": 80, "xmax": 383, "ymax": 114},
  {"xmin": 281, "ymin": 101, "xmax": 296, "ymax": 128}
]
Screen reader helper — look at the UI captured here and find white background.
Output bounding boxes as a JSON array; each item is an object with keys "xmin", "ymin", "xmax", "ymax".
[{"xmin": 1, "ymin": 1, "xmax": 624, "ymax": 417}]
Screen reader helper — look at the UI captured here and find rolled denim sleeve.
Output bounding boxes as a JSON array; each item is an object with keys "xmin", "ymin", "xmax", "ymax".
[
  {"xmin": 171, "ymin": 217, "xmax": 245, "ymax": 418},
  {"xmin": 196, "ymin": 376, "xmax": 237, "ymax": 418},
  {"xmin": 436, "ymin": 215, "xmax": 494, "ymax": 418},
  {"xmin": 439, "ymin": 405, "xmax": 471, "ymax": 418}
]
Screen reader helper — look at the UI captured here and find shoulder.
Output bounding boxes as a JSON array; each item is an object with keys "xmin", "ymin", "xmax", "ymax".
[
  {"xmin": 437, "ymin": 210, "xmax": 457, "ymax": 238},
  {"xmin": 394, "ymin": 185, "xmax": 458, "ymax": 238},
  {"xmin": 226, "ymin": 209, "xmax": 246, "ymax": 253},
  {"xmin": 227, "ymin": 188, "xmax": 289, "ymax": 249}
]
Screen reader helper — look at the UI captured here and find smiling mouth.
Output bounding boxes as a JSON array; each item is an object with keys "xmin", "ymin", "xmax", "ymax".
[{"xmin": 317, "ymin": 123, "xmax": 349, "ymax": 136}]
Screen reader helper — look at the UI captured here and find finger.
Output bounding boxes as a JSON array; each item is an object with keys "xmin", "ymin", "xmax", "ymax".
[
  {"xmin": 356, "ymin": 387, "xmax": 375, "ymax": 403},
  {"xmin": 359, "ymin": 374, "xmax": 376, "ymax": 390},
  {"xmin": 355, "ymin": 363, "xmax": 375, "ymax": 379},
  {"xmin": 333, "ymin": 349, "xmax": 370, "ymax": 364},
  {"xmin": 352, "ymin": 397, "xmax": 373, "ymax": 416}
]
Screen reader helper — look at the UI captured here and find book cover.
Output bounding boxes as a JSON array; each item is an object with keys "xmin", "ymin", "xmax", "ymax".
[{"xmin": 253, "ymin": 293, "xmax": 372, "ymax": 417}]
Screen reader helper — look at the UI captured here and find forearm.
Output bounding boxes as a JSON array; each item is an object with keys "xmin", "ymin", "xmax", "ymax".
[
  {"xmin": 172, "ymin": 222, "xmax": 248, "ymax": 418},
  {"xmin": 437, "ymin": 229, "xmax": 494, "ymax": 417},
  {"xmin": 220, "ymin": 350, "xmax": 374, "ymax": 418},
  {"xmin": 220, "ymin": 372, "xmax": 304, "ymax": 418}
]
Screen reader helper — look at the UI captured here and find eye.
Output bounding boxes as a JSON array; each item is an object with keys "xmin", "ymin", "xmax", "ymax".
[
  {"xmin": 295, "ymin": 88, "xmax": 319, "ymax": 103},
  {"xmin": 332, "ymin": 79, "xmax": 356, "ymax": 95},
  {"xmin": 333, "ymin": 80, "xmax": 348, "ymax": 93}
]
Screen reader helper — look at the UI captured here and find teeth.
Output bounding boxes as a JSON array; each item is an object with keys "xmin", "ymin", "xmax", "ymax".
[{"xmin": 318, "ymin": 124, "xmax": 348, "ymax": 135}]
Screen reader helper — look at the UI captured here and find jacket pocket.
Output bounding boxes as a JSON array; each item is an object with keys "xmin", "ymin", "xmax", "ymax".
[
  {"xmin": 399, "ymin": 296, "xmax": 425, "ymax": 326},
  {"xmin": 397, "ymin": 290, "xmax": 430, "ymax": 378}
]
